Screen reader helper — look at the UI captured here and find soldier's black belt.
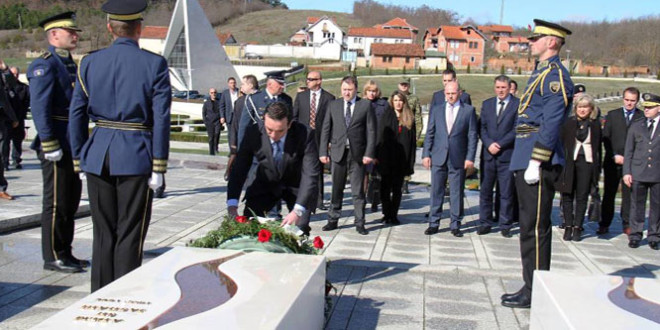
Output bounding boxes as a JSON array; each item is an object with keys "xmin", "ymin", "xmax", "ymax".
[
  {"xmin": 94, "ymin": 120, "xmax": 152, "ymax": 131},
  {"xmin": 515, "ymin": 125, "xmax": 539, "ymax": 134},
  {"xmin": 52, "ymin": 115, "xmax": 69, "ymax": 122}
]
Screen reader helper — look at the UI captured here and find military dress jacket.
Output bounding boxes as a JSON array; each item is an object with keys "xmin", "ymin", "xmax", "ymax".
[
  {"xmin": 510, "ymin": 55, "xmax": 574, "ymax": 171},
  {"xmin": 27, "ymin": 45, "xmax": 78, "ymax": 153},
  {"xmin": 69, "ymin": 38, "xmax": 171, "ymax": 176}
]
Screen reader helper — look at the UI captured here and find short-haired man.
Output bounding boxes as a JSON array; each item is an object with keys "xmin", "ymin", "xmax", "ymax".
[
  {"xmin": 477, "ymin": 75, "xmax": 519, "ymax": 237},
  {"xmin": 320, "ymin": 76, "xmax": 376, "ymax": 235},
  {"xmin": 502, "ymin": 19, "xmax": 574, "ymax": 309},
  {"xmin": 27, "ymin": 12, "xmax": 86, "ymax": 273},
  {"xmin": 600, "ymin": 87, "xmax": 643, "ymax": 235},
  {"xmin": 2, "ymin": 67, "xmax": 29, "ymax": 170},
  {"xmin": 429, "ymin": 68, "xmax": 472, "ymax": 112},
  {"xmin": 69, "ymin": 0, "xmax": 171, "ymax": 291},
  {"xmin": 202, "ymin": 87, "xmax": 222, "ymax": 155},
  {"xmin": 293, "ymin": 71, "xmax": 335, "ymax": 211},
  {"xmin": 219, "ymin": 76, "xmax": 239, "ymax": 148},
  {"xmin": 623, "ymin": 92, "xmax": 660, "ymax": 250},
  {"xmin": 227, "ymin": 102, "xmax": 320, "ymax": 235},
  {"xmin": 422, "ymin": 81, "xmax": 478, "ymax": 237},
  {"xmin": 226, "ymin": 75, "xmax": 257, "ymax": 180}
]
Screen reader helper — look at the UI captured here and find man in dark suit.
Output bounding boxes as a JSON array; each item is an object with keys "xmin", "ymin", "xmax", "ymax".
[
  {"xmin": 600, "ymin": 87, "xmax": 643, "ymax": 235},
  {"xmin": 3, "ymin": 67, "xmax": 29, "ymax": 170},
  {"xmin": 429, "ymin": 68, "xmax": 472, "ymax": 113},
  {"xmin": 293, "ymin": 71, "xmax": 335, "ymax": 211},
  {"xmin": 219, "ymin": 76, "xmax": 239, "ymax": 148},
  {"xmin": 623, "ymin": 92, "xmax": 660, "ymax": 250},
  {"xmin": 202, "ymin": 88, "xmax": 222, "ymax": 155},
  {"xmin": 0, "ymin": 59, "xmax": 18, "ymax": 199},
  {"xmin": 227, "ymin": 102, "xmax": 319, "ymax": 235},
  {"xmin": 226, "ymin": 75, "xmax": 257, "ymax": 181},
  {"xmin": 422, "ymin": 81, "xmax": 478, "ymax": 237},
  {"xmin": 319, "ymin": 76, "xmax": 376, "ymax": 235},
  {"xmin": 478, "ymin": 75, "xmax": 519, "ymax": 238}
]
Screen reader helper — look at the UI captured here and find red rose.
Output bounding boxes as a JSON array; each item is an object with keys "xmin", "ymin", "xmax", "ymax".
[
  {"xmin": 258, "ymin": 229, "xmax": 272, "ymax": 243},
  {"xmin": 235, "ymin": 216, "xmax": 248, "ymax": 223},
  {"xmin": 313, "ymin": 236, "xmax": 324, "ymax": 249}
]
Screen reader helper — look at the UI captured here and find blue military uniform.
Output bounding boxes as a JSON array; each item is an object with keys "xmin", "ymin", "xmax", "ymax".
[
  {"xmin": 68, "ymin": 0, "xmax": 171, "ymax": 292},
  {"xmin": 502, "ymin": 19, "xmax": 574, "ymax": 309},
  {"xmin": 236, "ymin": 87, "xmax": 292, "ymax": 150},
  {"xmin": 27, "ymin": 12, "xmax": 85, "ymax": 273}
]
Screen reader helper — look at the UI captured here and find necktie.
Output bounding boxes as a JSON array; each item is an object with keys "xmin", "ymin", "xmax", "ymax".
[
  {"xmin": 273, "ymin": 140, "xmax": 282, "ymax": 170},
  {"xmin": 446, "ymin": 103, "xmax": 455, "ymax": 133},
  {"xmin": 309, "ymin": 92, "xmax": 317, "ymax": 129},
  {"xmin": 345, "ymin": 101, "xmax": 352, "ymax": 127},
  {"xmin": 497, "ymin": 101, "xmax": 505, "ymax": 119},
  {"xmin": 272, "ymin": 95, "xmax": 277, "ymax": 102},
  {"xmin": 626, "ymin": 111, "xmax": 633, "ymax": 125},
  {"xmin": 649, "ymin": 119, "xmax": 655, "ymax": 138}
]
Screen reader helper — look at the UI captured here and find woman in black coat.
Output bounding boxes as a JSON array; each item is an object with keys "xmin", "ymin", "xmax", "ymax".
[
  {"xmin": 555, "ymin": 94, "xmax": 602, "ymax": 241},
  {"xmin": 363, "ymin": 80, "xmax": 390, "ymax": 212},
  {"xmin": 376, "ymin": 91, "xmax": 417, "ymax": 224}
]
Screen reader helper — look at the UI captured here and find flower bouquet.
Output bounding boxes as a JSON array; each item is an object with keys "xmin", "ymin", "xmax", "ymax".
[{"xmin": 188, "ymin": 215, "xmax": 324, "ymax": 255}]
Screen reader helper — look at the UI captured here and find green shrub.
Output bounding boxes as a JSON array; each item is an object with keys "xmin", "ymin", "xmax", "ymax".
[{"xmin": 466, "ymin": 63, "xmax": 471, "ymax": 74}]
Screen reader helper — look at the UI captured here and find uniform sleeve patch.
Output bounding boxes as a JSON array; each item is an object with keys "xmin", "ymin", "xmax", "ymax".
[
  {"xmin": 549, "ymin": 81, "xmax": 560, "ymax": 93},
  {"xmin": 33, "ymin": 69, "xmax": 44, "ymax": 77}
]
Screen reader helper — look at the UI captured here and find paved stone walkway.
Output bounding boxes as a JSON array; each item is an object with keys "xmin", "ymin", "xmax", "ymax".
[{"xmin": 0, "ymin": 143, "xmax": 657, "ymax": 329}]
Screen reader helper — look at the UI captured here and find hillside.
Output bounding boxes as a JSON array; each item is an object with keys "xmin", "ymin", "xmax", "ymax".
[{"xmin": 215, "ymin": 9, "xmax": 365, "ymax": 45}]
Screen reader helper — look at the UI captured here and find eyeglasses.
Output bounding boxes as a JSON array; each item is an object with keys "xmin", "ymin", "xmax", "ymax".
[
  {"xmin": 210, "ymin": 92, "xmax": 217, "ymax": 94},
  {"xmin": 306, "ymin": 78, "xmax": 320, "ymax": 81}
]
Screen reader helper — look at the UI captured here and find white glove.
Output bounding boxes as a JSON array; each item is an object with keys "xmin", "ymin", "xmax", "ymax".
[
  {"xmin": 148, "ymin": 172, "xmax": 164, "ymax": 191},
  {"xmin": 44, "ymin": 149, "xmax": 63, "ymax": 162},
  {"xmin": 524, "ymin": 160, "xmax": 541, "ymax": 185},
  {"xmin": 79, "ymin": 172, "xmax": 87, "ymax": 181}
]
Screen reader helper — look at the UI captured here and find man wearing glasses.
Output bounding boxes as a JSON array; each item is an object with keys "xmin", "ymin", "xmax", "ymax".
[{"xmin": 203, "ymin": 88, "xmax": 222, "ymax": 155}]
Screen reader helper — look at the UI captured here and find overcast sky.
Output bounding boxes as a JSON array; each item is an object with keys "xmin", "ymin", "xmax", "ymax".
[{"xmin": 284, "ymin": 0, "xmax": 660, "ymax": 27}]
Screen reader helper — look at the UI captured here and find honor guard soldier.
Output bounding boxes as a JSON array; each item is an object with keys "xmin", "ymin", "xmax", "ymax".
[
  {"xmin": 27, "ymin": 12, "xmax": 87, "ymax": 274},
  {"xmin": 501, "ymin": 19, "xmax": 574, "ymax": 309},
  {"xmin": 69, "ymin": 0, "xmax": 171, "ymax": 291}
]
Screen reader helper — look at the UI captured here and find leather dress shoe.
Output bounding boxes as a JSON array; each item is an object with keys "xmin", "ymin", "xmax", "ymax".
[
  {"xmin": 66, "ymin": 255, "xmax": 91, "ymax": 268},
  {"xmin": 596, "ymin": 227, "xmax": 609, "ymax": 235},
  {"xmin": 501, "ymin": 288, "xmax": 523, "ymax": 301},
  {"xmin": 451, "ymin": 229, "xmax": 463, "ymax": 237},
  {"xmin": 476, "ymin": 226, "xmax": 491, "ymax": 235},
  {"xmin": 356, "ymin": 225, "xmax": 368, "ymax": 235},
  {"xmin": 500, "ymin": 229, "xmax": 512, "ymax": 238},
  {"xmin": 649, "ymin": 242, "xmax": 659, "ymax": 250},
  {"xmin": 44, "ymin": 260, "xmax": 84, "ymax": 273},
  {"xmin": 424, "ymin": 226, "xmax": 439, "ymax": 235},
  {"xmin": 501, "ymin": 291, "xmax": 531, "ymax": 308},
  {"xmin": 563, "ymin": 227, "xmax": 573, "ymax": 241},
  {"xmin": 322, "ymin": 222, "xmax": 338, "ymax": 231},
  {"xmin": 15, "ymin": 163, "xmax": 22, "ymax": 169},
  {"xmin": 628, "ymin": 240, "xmax": 640, "ymax": 248},
  {"xmin": 0, "ymin": 191, "xmax": 14, "ymax": 200}
]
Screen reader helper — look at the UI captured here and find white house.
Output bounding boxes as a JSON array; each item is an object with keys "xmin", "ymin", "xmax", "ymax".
[
  {"xmin": 345, "ymin": 27, "xmax": 414, "ymax": 58},
  {"xmin": 288, "ymin": 16, "xmax": 344, "ymax": 60}
]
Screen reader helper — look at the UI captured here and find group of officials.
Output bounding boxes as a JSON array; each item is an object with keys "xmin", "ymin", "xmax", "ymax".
[
  {"xmin": 2, "ymin": 6, "xmax": 658, "ymax": 312},
  {"xmin": 8, "ymin": 0, "xmax": 170, "ymax": 293}
]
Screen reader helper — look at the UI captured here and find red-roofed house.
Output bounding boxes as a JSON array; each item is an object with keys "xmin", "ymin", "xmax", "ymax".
[
  {"xmin": 478, "ymin": 25, "xmax": 513, "ymax": 37},
  {"xmin": 370, "ymin": 43, "xmax": 424, "ymax": 69},
  {"xmin": 140, "ymin": 26, "xmax": 169, "ymax": 53},
  {"xmin": 346, "ymin": 27, "xmax": 415, "ymax": 58},
  {"xmin": 376, "ymin": 17, "xmax": 419, "ymax": 36},
  {"xmin": 477, "ymin": 24, "xmax": 528, "ymax": 54},
  {"xmin": 422, "ymin": 25, "xmax": 487, "ymax": 69},
  {"xmin": 286, "ymin": 15, "xmax": 344, "ymax": 59},
  {"xmin": 216, "ymin": 32, "xmax": 238, "ymax": 45}
]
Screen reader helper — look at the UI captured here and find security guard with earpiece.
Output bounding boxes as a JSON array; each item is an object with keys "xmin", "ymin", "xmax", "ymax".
[
  {"xmin": 502, "ymin": 19, "xmax": 574, "ymax": 309},
  {"xmin": 28, "ymin": 11, "xmax": 87, "ymax": 274},
  {"xmin": 69, "ymin": 0, "xmax": 171, "ymax": 292}
]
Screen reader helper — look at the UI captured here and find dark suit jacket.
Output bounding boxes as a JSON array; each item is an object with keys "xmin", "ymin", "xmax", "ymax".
[
  {"xmin": 624, "ymin": 117, "xmax": 660, "ymax": 183},
  {"xmin": 202, "ymin": 98, "xmax": 221, "ymax": 124},
  {"xmin": 0, "ymin": 69, "xmax": 18, "ymax": 123},
  {"xmin": 219, "ymin": 88, "xmax": 239, "ymax": 125},
  {"xmin": 319, "ymin": 97, "xmax": 376, "ymax": 163},
  {"xmin": 555, "ymin": 117, "xmax": 602, "ymax": 193},
  {"xmin": 603, "ymin": 107, "xmax": 644, "ymax": 162},
  {"xmin": 228, "ymin": 95, "xmax": 247, "ymax": 153},
  {"xmin": 422, "ymin": 101, "xmax": 478, "ymax": 168},
  {"xmin": 227, "ymin": 121, "xmax": 320, "ymax": 209},
  {"xmin": 292, "ymin": 88, "xmax": 335, "ymax": 144},
  {"xmin": 480, "ymin": 96, "xmax": 519, "ymax": 162}
]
